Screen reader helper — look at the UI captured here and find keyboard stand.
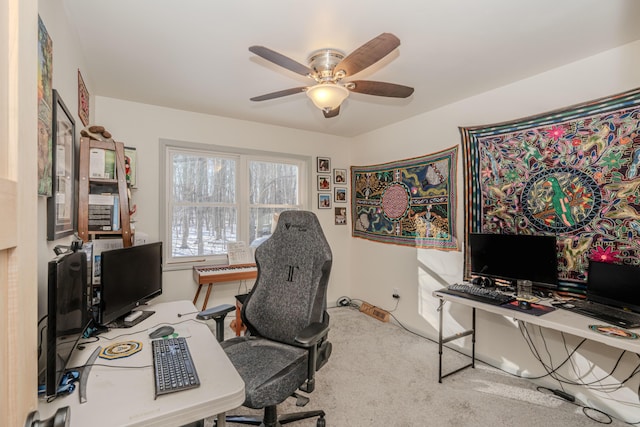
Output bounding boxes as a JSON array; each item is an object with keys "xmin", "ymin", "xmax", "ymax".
[{"xmin": 438, "ymin": 299, "xmax": 476, "ymax": 382}]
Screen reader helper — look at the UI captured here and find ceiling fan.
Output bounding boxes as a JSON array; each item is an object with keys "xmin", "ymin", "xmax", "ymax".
[{"xmin": 248, "ymin": 33, "xmax": 414, "ymax": 118}]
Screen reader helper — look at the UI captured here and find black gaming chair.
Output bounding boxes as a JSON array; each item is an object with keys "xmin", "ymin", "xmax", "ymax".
[{"xmin": 214, "ymin": 210, "xmax": 332, "ymax": 427}]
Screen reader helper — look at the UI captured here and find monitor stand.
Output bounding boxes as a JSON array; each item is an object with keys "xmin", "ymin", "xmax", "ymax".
[{"xmin": 107, "ymin": 310, "xmax": 155, "ymax": 328}]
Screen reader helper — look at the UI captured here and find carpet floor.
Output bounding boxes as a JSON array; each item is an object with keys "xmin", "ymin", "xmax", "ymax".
[{"xmin": 208, "ymin": 306, "xmax": 630, "ymax": 426}]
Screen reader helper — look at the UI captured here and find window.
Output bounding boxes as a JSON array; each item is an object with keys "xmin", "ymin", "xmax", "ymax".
[{"xmin": 161, "ymin": 140, "xmax": 309, "ymax": 269}]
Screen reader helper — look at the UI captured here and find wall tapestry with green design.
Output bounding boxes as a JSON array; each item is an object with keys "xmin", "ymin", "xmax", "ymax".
[{"xmin": 460, "ymin": 88, "xmax": 640, "ymax": 294}]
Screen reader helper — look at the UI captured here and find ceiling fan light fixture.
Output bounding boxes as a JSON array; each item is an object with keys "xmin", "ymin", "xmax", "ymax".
[{"xmin": 306, "ymin": 83, "xmax": 349, "ymax": 112}]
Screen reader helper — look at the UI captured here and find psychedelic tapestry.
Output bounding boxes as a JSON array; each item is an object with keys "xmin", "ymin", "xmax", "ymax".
[
  {"xmin": 351, "ymin": 146, "xmax": 458, "ymax": 250},
  {"xmin": 460, "ymin": 88, "xmax": 640, "ymax": 293}
]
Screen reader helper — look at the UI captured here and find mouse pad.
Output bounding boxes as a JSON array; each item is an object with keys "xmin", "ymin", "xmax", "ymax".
[
  {"xmin": 501, "ymin": 300, "xmax": 556, "ymax": 316},
  {"xmin": 589, "ymin": 325, "xmax": 638, "ymax": 339},
  {"xmin": 99, "ymin": 340, "xmax": 143, "ymax": 359}
]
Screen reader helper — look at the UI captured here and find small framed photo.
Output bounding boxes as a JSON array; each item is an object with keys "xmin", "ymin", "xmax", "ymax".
[
  {"xmin": 333, "ymin": 168, "xmax": 347, "ymax": 184},
  {"xmin": 335, "ymin": 207, "xmax": 347, "ymax": 225},
  {"xmin": 317, "ymin": 175, "xmax": 331, "ymax": 191},
  {"xmin": 317, "ymin": 157, "xmax": 331, "ymax": 173},
  {"xmin": 124, "ymin": 146, "xmax": 137, "ymax": 188},
  {"xmin": 318, "ymin": 193, "xmax": 331, "ymax": 209},
  {"xmin": 334, "ymin": 187, "xmax": 347, "ymax": 203}
]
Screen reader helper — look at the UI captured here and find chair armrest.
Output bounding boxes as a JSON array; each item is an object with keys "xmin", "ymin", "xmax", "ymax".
[
  {"xmin": 295, "ymin": 322, "xmax": 329, "ymax": 346},
  {"xmin": 196, "ymin": 303, "xmax": 235, "ymax": 320}
]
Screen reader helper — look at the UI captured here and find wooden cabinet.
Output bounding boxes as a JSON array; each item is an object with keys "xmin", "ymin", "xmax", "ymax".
[{"xmin": 77, "ymin": 137, "xmax": 132, "ymax": 247}]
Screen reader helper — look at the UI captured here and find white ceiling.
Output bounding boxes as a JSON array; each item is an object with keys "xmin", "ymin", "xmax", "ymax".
[{"xmin": 62, "ymin": 0, "xmax": 640, "ymax": 138}]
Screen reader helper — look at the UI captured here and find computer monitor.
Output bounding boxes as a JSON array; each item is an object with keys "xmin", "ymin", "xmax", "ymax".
[
  {"xmin": 468, "ymin": 233, "xmax": 558, "ymax": 289},
  {"xmin": 43, "ymin": 250, "xmax": 90, "ymax": 398},
  {"xmin": 99, "ymin": 242, "xmax": 163, "ymax": 325},
  {"xmin": 587, "ymin": 260, "xmax": 640, "ymax": 313}
]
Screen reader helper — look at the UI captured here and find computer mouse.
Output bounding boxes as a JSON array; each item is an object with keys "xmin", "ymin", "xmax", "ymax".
[
  {"xmin": 518, "ymin": 300, "xmax": 532, "ymax": 310},
  {"xmin": 149, "ymin": 325, "xmax": 175, "ymax": 339}
]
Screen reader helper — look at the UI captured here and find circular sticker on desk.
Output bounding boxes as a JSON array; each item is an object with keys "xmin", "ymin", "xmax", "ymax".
[
  {"xmin": 589, "ymin": 325, "xmax": 638, "ymax": 339},
  {"xmin": 99, "ymin": 341, "xmax": 143, "ymax": 359}
]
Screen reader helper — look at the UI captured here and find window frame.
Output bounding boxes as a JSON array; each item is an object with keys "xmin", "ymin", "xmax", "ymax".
[{"xmin": 160, "ymin": 138, "xmax": 311, "ymax": 270}]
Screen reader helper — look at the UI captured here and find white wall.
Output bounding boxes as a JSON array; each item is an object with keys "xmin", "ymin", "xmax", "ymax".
[
  {"xmin": 349, "ymin": 40, "xmax": 640, "ymax": 422},
  {"xmin": 93, "ymin": 97, "xmax": 352, "ymax": 307}
]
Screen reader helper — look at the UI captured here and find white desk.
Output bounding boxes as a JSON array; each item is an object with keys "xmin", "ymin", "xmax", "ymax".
[
  {"xmin": 434, "ymin": 290, "xmax": 640, "ymax": 381},
  {"xmin": 38, "ymin": 300, "xmax": 245, "ymax": 427}
]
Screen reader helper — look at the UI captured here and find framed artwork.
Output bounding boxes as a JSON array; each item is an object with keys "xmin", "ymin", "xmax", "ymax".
[
  {"xmin": 317, "ymin": 175, "xmax": 331, "ymax": 191},
  {"xmin": 38, "ymin": 15, "xmax": 53, "ymax": 196},
  {"xmin": 47, "ymin": 90, "xmax": 76, "ymax": 240},
  {"xmin": 333, "ymin": 168, "xmax": 347, "ymax": 184},
  {"xmin": 335, "ymin": 207, "xmax": 347, "ymax": 225},
  {"xmin": 334, "ymin": 187, "xmax": 347, "ymax": 203},
  {"xmin": 318, "ymin": 193, "xmax": 331, "ymax": 209},
  {"xmin": 78, "ymin": 69, "xmax": 90, "ymax": 126},
  {"xmin": 317, "ymin": 157, "xmax": 331, "ymax": 173},
  {"xmin": 124, "ymin": 146, "xmax": 137, "ymax": 188}
]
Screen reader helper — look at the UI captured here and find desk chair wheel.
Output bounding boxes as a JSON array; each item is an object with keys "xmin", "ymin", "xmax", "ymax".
[{"xmin": 317, "ymin": 415, "xmax": 325, "ymax": 427}]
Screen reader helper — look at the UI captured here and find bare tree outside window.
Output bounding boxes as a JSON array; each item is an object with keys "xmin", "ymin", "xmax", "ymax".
[{"xmin": 166, "ymin": 146, "xmax": 305, "ymax": 266}]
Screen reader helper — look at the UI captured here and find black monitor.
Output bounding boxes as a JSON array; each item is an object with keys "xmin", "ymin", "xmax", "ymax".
[
  {"xmin": 43, "ymin": 250, "xmax": 90, "ymax": 398},
  {"xmin": 99, "ymin": 242, "xmax": 163, "ymax": 325},
  {"xmin": 587, "ymin": 260, "xmax": 640, "ymax": 313},
  {"xmin": 468, "ymin": 233, "xmax": 558, "ymax": 289}
]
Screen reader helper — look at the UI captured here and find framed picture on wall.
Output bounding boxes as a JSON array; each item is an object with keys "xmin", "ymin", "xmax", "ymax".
[
  {"xmin": 317, "ymin": 157, "xmax": 330, "ymax": 173},
  {"xmin": 318, "ymin": 193, "xmax": 331, "ymax": 209},
  {"xmin": 335, "ymin": 207, "xmax": 347, "ymax": 225},
  {"xmin": 47, "ymin": 90, "xmax": 76, "ymax": 240},
  {"xmin": 78, "ymin": 69, "xmax": 90, "ymax": 127},
  {"xmin": 317, "ymin": 175, "xmax": 331, "ymax": 191},
  {"xmin": 333, "ymin": 168, "xmax": 346, "ymax": 184},
  {"xmin": 334, "ymin": 187, "xmax": 346, "ymax": 203},
  {"xmin": 124, "ymin": 146, "xmax": 137, "ymax": 188}
]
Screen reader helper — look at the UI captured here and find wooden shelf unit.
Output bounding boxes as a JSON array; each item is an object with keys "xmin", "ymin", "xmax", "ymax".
[{"xmin": 78, "ymin": 137, "xmax": 132, "ymax": 247}]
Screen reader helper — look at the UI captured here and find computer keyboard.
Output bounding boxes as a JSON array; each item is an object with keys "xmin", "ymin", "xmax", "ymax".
[
  {"xmin": 438, "ymin": 283, "xmax": 515, "ymax": 306},
  {"xmin": 559, "ymin": 300, "xmax": 640, "ymax": 328},
  {"xmin": 152, "ymin": 337, "xmax": 200, "ymax": 397}
]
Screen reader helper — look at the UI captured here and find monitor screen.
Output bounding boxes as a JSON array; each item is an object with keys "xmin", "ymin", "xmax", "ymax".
[
  {"xmin": 587, "ymin": 260, "xmax": 640, "ymax": 313},
  {"xmin": 468, "ymin": 233, "xmax": 558, "ymax": 288},
  {"xmin": 44, "ymin": 250, "xmax": 89, "ymax": 397},
  {"xmin": 99, "ymin": 242, "xmax": 163, "ymax": 325}
]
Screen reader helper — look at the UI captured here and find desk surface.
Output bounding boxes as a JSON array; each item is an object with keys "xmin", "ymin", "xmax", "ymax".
[
  {"xmin": 434, "ymin": 290, "xmax": 640, "ymax": 354},
  {"xmin": 38, "ymin": 300, "xmax": 245, "ymax": 427}
]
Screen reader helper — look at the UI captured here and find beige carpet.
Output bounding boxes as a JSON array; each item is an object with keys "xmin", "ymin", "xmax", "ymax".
[{"xmin": 209, "ymin": 306, "xmax": 629, "ymax": 426}]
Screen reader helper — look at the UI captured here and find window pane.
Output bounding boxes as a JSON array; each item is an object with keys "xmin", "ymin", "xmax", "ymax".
[
  {"xmin": 249, "ymin": 208, "xmax": 292, "ymax": 246},
  {"xmin": 249, "ymin": 160, "xmax": 298, "ymax": 205},
  {"xmin": 171, "ymin": 205, "xmax": 238, "ymax": 257},
  {"xmin": 172, "ymin": 153, "xmax": 236, "ymax": 203}
]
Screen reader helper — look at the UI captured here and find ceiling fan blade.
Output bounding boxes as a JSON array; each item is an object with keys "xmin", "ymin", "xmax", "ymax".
[
  {"xmin": 323, "ymin": 106, "xmax": 340, "ymax": 119},
  {"xmin": 250, "ymin": 87, "xmax": 307, "ymax": 102},
  {"xmin": 249, "ymin": 46, "xmax": 313, "ymax": 77},
  {"xmin": 335, "ymin": 33, "xmax": 401, "ymax": 77},
  {"xmin": 348, "ymin": 80, "xmax": 414, "ymax": 98}
]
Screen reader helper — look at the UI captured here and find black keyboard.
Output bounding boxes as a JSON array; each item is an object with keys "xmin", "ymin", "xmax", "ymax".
[
  {"xmin": 152, "ymin": 337, "xmax": 200, "ymax": 397},
  {"xmin": 559, "ymin": 300, "xmax": 640, "ymax": 328},
  {"xmin": 438, "ymin": 283, "xmax": 515, "ymax": 306}
]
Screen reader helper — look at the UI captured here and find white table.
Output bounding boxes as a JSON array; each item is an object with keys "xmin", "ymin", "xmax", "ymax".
[
  {"xmin": 433, "ymin": 290, "xmax": 640, "ymax": 382},
  {"xmin": 38, "ymin": 300, "xmax": 245, "ymax": 427}
]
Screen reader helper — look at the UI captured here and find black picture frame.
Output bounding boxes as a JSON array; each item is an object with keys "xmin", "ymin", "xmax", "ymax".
[
  {"xmin": 47, "ymin": 90, "xmax": 76, "ymax": 240},
  {"xmin": 317, "ymin": 157, "xmax": 330, "ymax": 173}
]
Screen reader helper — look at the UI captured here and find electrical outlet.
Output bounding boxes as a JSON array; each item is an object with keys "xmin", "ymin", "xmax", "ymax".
[{"xmin": 392, "ymin": 288, "xmax": 400, "ymax": 299}]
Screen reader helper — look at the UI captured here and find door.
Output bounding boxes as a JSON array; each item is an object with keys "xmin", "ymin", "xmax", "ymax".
[{"xmin": 1, "ymin": 0, "xmax": 39, "ymax": 425}]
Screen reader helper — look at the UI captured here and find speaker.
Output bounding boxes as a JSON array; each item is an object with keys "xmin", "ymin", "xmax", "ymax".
[{"xmin": 472, "ymin": 276, "xmax": 494, "ymax": 288}]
